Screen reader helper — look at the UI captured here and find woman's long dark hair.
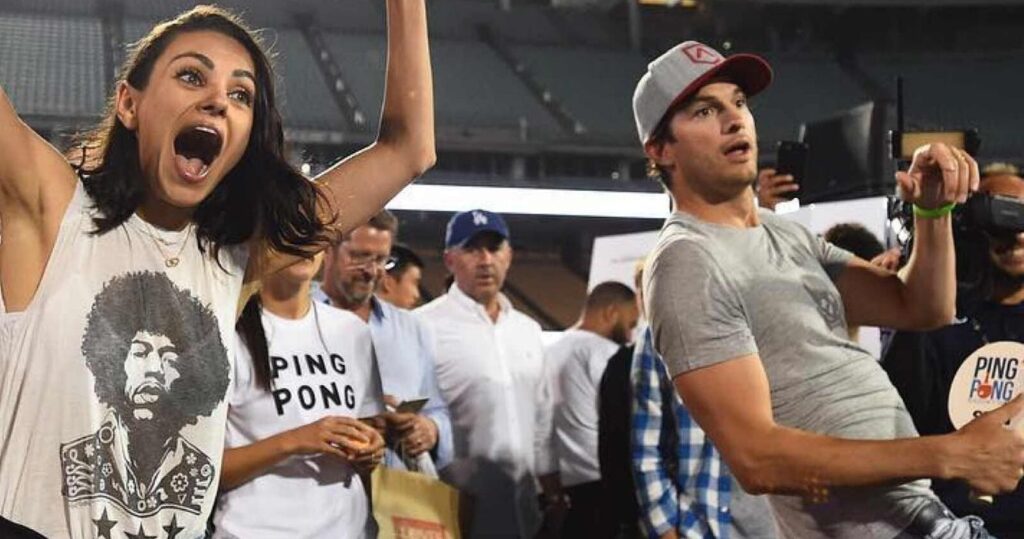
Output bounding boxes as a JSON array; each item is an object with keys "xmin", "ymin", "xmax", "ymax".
[
  {"xmin": 237, "ymin": 294, "xmax": 274, "ymax": 392},
  {"xmin": 73, "ymin": 5, "xmax": 333, "ymax": 260}
]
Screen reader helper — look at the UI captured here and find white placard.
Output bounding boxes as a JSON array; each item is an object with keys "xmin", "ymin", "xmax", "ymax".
[
  {"xmin": 587, "ymin": 230, "xmax": 661, "ymax": 291},
  {"xmin": 948, "ymin": 341, "xmax": 1024, "ymax": 429}
]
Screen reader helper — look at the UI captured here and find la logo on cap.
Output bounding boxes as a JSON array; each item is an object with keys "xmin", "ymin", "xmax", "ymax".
[
  {"xmin": 682, "ymin": 43, "xmax": 722, "ymax": 65},
  {"xmin": 472, "ymin": 211, "xmax": 489, "ymax": 225}
]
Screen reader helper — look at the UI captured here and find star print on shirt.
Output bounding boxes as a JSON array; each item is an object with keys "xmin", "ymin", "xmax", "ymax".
[
  {"xmin": 92, "ymin": 508, "xmax": 117, "ymax": 539},
  {"xmin": 162, "ymin": 515, "xmax": 185, "ymax": 539},
  {"xmin": 124, "ymin": 523, "xmax": 156, "ymax": 539}
]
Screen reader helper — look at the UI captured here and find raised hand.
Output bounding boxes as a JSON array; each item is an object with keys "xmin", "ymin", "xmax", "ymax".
[
  {"xmin": 896, "ymin": 143, "xmax": 979, "ymax": 210},
  {"xmin": 756, "ymin": 168, "xmax": 798, "ymax": 210}
]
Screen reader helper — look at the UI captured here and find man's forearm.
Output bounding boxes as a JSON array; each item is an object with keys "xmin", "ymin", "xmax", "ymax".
[
  {"xmin": 898, "ymin": 213, "xmax": 956, "ymax": 328},
  {"xmin": 734, "ymin": 426, "xmax": 953, "ymax": 496}
]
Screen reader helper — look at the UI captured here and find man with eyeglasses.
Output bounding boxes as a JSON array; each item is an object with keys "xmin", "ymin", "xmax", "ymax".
[{"xmin": 316, "ymin": 210, "xmax": 453, "ymax": 473}]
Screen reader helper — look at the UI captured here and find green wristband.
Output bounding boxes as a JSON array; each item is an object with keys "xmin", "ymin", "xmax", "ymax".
[{"xmin": 912, "ymin": 202, "xmax": 956, "ymax": 219}]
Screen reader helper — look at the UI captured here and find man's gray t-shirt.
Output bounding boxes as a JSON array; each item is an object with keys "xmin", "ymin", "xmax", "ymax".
[
  {"xmin": 645, "ymin": 210, "xmax": 936, "ymax": 539},
  {"xmin": 730, "ymin": 476, "xmax": 781, "ymax": 538}
]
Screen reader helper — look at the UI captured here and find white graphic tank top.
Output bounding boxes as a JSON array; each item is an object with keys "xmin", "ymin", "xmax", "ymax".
[{"xmin": 0, "ymin": 183, "xmax": 248, "ymax": 539}]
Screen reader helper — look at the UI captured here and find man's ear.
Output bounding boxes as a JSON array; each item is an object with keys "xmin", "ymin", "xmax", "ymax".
[
  {"xmin": 644, "ymin": 139, "xmax": 673, "ymax": 169},
  {"xmin": 379, "ymin": 273, "xmax": 395, "ymax": 294},
  {"xmin": 321, "ymin": 245, "xmax": 335, "ymax": 272},
  {"xmin": 603, "ymin": 304, "xmax": 620, "ymax": 326},
  {"xmin": 442, "ymin": 249, "xmax": 456, "ymax": 273},
  {"xmin": 115, "ymin": 81, "xmax": 140, "ymax": 131}
]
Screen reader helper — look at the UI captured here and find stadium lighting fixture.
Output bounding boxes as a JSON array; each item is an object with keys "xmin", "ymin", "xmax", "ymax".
[
  {"xmin": 385, "ymin": 184, "xmax": 670, "ymax": 219},
  {"xmin": 638, "ymin": 0, "xmax": 698, "ymax": 7}
]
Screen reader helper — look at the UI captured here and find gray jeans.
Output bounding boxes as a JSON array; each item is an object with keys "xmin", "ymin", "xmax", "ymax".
[{"xmin": 897, "ymin": 504, "xmax": 993, "ymax": 539}]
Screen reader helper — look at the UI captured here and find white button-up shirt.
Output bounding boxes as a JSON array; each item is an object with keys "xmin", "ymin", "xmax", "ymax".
[
  {"xmin": 415, "ymin": 284, "xmax": 553, "ymax": 537},
  {"xmin": 545, "ymin": 328, "xmax": 620, "ymax": 487}
]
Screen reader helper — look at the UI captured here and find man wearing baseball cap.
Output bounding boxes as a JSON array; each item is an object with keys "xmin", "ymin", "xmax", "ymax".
[
  {"xmin": 637, "ymin": 41, "xmax": 1023, "ymax": 537},
  {"xmin": 415, "ymin": 210, "xmax": 559, "ymax": 538}
]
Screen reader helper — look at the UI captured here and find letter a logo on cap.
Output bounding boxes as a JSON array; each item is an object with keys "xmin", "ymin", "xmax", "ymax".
[{"xmin": 682, "ymin": 43, "xmax": 722, "ymax": 65}]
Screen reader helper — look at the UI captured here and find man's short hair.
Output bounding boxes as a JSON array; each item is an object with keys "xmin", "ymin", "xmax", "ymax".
[
  {"xmin": 367, "ymin": 209, "xmax": 399, "ymax": 236},
  {"xmin": 824, "ymin": 223, "xmax": 885, "ymax": 261},
  {"xmin": 585, "ymin": 281, "xmax": 637, "ymax": 312},
  {"xmin": 646, "ymin": 106, "xmax": 681, "ymax": 190},
  {"xmin": 386, "ymin": 243, "xmax": 424, "ymax": 277},
  {"xmin": 335, "ymin": 210, "xmax": 398, "ymax": 245}
]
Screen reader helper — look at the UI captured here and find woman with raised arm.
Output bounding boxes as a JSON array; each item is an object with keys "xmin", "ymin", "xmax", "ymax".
[{"xmin": 0, "ymin": 2, "xmax": 432, "ymax": 538}]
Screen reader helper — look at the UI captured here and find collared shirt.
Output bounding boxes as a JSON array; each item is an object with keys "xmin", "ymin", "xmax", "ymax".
[
  {"xmin": 414, "ymin": 284, "xmax": 554, "ymax": 537},
  {"xmin": 545, "ymin": 328, "xmax": 620, "ymax": 487},
  {"xmin": 631, "ymin": 326, "xmax": 733, "ymax": 539},
  {"xmin": 311, "ymin": 287, "xmax": 454, "ymax": 471},
  {"xmin": 61, "ymin": 413, "xmax": 213, "ymax": 517},
  {"xmin": 367, "ymin": 297, "xmax": 454, "ymax": 470}
]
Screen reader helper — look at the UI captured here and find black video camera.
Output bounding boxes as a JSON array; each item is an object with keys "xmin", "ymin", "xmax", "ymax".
[
  {"xmin": 962, "ymin": 192, "xmax": 1024, "ymax": 240},
  {"xmin": 952, "ymin": 193, "xmax": 1024, "ymax": 316}
]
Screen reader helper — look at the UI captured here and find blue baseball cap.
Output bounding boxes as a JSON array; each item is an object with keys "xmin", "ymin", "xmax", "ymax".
[{"xmin": 444, "ymin": 210, "xmax": 510, "ymax": 249}]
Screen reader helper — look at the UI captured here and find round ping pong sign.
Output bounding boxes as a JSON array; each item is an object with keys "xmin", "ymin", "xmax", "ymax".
[{"xmin": 948, "ymin": 341, "xmax": 1024, "ymax": 429}]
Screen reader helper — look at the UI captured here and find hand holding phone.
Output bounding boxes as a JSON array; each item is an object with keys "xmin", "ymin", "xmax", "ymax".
[
  {"xmin": 757, "ymin": 168, "xmax": 799, "ymax": 210},
  {"xmin": 773, "ymin": 140, "xmax": 808, "ymax": 201}
]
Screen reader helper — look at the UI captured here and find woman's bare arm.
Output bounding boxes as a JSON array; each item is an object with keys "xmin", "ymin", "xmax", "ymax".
[
  {"xmin": 247, "ymin": 0, "xmax": 434, "ymax": 283},
  {"xmin": 0, "ymin": 84, "xmax": 78, "ymax": 312}
]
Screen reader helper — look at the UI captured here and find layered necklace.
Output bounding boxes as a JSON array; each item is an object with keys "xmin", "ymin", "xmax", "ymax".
[{"xmin": 137, "ymin": 218, "xmax": 195, "ymax": 268}]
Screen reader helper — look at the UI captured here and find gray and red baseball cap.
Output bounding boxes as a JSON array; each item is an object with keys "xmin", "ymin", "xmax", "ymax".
[{"xmin": 632, "ymin": 41, "xmax": 773, "ymax": 144}]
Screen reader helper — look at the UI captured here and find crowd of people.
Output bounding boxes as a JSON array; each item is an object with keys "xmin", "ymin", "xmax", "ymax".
[{"xmin": 1, "ymin": 3, "xmax": 1023, "ymax": 539}]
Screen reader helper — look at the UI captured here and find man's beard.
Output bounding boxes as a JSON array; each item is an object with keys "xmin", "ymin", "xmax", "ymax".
[
  {"xmin": 340, "ymin": 277, "xmax": 376, "ymax": 305},
  {"xmin": 990, "ymin": 262, "xmax": 1024, "ymax": 294},
  {"xmin": 730, "ymin": 167, "xmax": 759, "ymax": 188},
  {"xmin": 686, "ymin": 164, "xmax": 758, "ymax": 200},
  {"xmin": 610, "ymin": 323, "xmax": 631, "ymax": 346}
]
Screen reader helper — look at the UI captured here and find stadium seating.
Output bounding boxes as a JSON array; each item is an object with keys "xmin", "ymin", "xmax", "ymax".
[
  {"xmin": 0, "ymin": 13, "xmax": 105, "ymax": 118},
  {"xmin": 512, "ymin": 45, "xmax": 647, "ymax": 144},
  {"xmin": 860, "ymin": 52, "xmax": 1024, "ymax": 159}
]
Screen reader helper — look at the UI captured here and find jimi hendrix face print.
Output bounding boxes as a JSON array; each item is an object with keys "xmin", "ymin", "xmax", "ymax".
[{"xmin": 60, "ymin": 271, "xmax": 230, "ymax": 527}]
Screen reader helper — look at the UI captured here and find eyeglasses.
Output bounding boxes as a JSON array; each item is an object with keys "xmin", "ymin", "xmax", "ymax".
[{"xmin": 346, "ymin": 251, "xmax": 393, "ymax": 269}]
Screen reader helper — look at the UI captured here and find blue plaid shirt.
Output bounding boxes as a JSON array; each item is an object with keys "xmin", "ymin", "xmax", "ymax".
[{"xmin": 630, "ymin": 327, "xmax": 733, "ymax": 539}]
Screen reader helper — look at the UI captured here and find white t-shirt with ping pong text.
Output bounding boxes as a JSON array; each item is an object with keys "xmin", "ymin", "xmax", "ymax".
[{"xmin": 213, "ymin": 302, "xmax": 383, "ymax": 539}]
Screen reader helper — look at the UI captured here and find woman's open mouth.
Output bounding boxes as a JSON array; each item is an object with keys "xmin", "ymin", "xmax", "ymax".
[{"xmin": 173, "ymin": 125, "xmax": 223, "ymax": 183}]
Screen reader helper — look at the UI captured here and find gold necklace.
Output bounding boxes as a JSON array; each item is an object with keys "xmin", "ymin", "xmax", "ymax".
[{"xmin": 138, "ymin": 218, "xmax": 194, "ymax": 268}]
